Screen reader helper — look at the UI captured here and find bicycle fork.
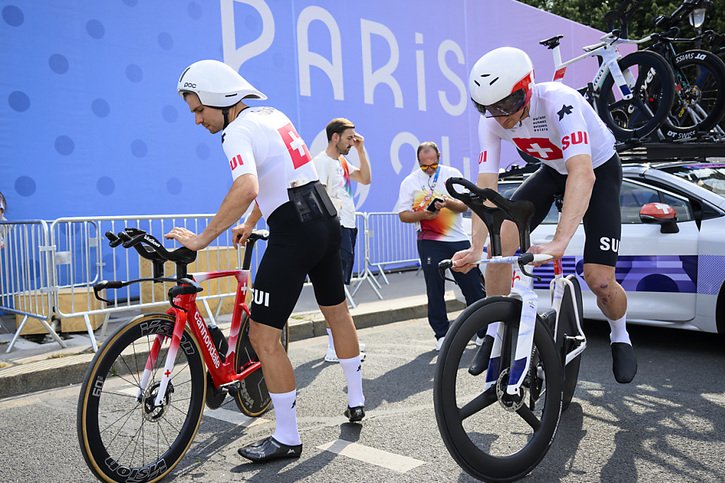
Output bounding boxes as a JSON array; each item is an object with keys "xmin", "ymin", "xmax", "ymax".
[
  {"xmin": 484, "ymin": 270, "xmax": 538, "ymax": 396},
  {"xmin": 135, "ymin": 311, "xmax": 188, "ymax": 407}
]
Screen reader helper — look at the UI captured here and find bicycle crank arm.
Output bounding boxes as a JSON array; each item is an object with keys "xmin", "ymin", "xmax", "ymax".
[{"xmin": 565, "ymin": 338, "xmax": 587, "ymax": 366}]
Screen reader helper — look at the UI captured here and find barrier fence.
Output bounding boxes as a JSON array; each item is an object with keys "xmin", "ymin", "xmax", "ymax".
[{"xmin": 0, "ymin": 212, "xmax": 421, "ymax": 352}]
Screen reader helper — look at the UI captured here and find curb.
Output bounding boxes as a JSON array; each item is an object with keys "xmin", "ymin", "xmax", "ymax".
[{"xmin": 0, "ymin": 295, "xmax": 464, "ymax": 399}]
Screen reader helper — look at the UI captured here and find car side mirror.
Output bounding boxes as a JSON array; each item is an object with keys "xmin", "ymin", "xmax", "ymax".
[{"xmin": 639, "ymin": 202, "xmax": 679, "ymax": 234}]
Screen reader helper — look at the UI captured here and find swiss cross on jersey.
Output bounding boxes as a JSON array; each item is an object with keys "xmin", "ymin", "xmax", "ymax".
[
  {"xmin": 512, "ymin": 137, "xmax": 563, "ymax": 161},
  {"xmin": 278, "ymin": 123, "xmax": 312, "ymax": 169}
]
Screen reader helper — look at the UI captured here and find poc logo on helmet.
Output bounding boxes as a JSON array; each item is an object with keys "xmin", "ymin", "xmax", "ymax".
[{"xmin": 183, "ymin": 82, "xmax": 197, "ymax": 88}]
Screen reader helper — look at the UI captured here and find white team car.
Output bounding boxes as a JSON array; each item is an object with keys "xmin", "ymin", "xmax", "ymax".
[{"xmin": 489, "ymin": 159, "xmax": 725, "ymax": 334}]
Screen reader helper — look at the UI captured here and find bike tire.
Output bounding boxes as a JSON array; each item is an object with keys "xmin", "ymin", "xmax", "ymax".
[
  {"xmin": 77, "ymin": 313, "xmax": 206, "ymax": 483},
  {"xmin": 596, "ymin": 50, "xmax": 675, "ymax": 142},
  {"xmin": 559, "ymin": 275, "xmax": 584, "ymax": 411},
  {"xmin": 660, "ymin": 49, "xmax": 725, "ymax": 139},
  {"xmin": 233, "ymin": 312, "xmax": 289, "ymax": 417},
  {"xmin": 434, "ymin": 297, "xmax": 563, "ymax": 482}
]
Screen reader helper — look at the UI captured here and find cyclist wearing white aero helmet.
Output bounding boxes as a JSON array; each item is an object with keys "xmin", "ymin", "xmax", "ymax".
[
  {"xmin": 451, "ymin": 47, "xmax": 637, "ymax": 384},
  {"xmin": 166, "ymin": 60, "xmax": 366, "ymax": 463}
]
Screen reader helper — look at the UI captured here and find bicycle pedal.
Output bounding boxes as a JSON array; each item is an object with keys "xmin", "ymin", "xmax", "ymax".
[{"xmin": 224, "ymin": 381, "xmax": 241, "ymax": 398}]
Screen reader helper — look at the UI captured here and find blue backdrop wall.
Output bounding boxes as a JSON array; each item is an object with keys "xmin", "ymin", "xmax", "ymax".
[{"xmin": 0, "ymin": 0, "xmax": 605, "ymax": 221}]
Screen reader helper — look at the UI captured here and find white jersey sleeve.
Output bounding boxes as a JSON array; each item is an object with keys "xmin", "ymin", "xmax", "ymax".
[
  {"xmin": 222, "ymin": 124, "xmax": 259, "ymax": 180},
  {"xmin": 477, "ymin": 116, "xmax": 503, "ymax": 175}
]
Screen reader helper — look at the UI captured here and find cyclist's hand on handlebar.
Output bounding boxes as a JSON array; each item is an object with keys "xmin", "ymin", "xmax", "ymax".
[
  {"xmin": 164, "ymin": 227, "xmax": 206, "ymax": 251},
  {"xmin": 232, "ymin": 223, "xmax": 253, "ymax": 248},
  {"xmin": 450, "ymin": 247, "xmax": 482, "ymax": 273},
  {"xmin": 528, "ymin": 240, "xmax": 567, "ymax": 264}
]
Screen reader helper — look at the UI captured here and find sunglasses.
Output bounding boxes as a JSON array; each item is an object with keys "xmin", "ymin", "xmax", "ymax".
[
  {"xmin": 473, "ymin": 89, "xmax": 527, "ymax": 118},
  {"xmin": 419, "ymin": 163, "xmax": 439, "ymax": 171}
]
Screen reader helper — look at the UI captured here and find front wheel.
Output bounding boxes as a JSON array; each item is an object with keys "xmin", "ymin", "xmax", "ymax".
[
  {"xmin": 596, "ymin": 50, "xmax": 675, "ymax": 142},
  {"xmin": 233, "ymin": 313, "xmax": 289, "ymax": 417},
  {"xmin": 77, "ymin": 313, "xmax": 206, "ymax": 483},
  {"xmin": 434, "ymin": 297, "xmax": 563, "ymax": 482}
]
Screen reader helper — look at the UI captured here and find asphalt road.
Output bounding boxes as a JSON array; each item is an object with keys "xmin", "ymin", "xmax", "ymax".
[{"xmin": 0, "ymin": 316, "xmax": 724, "ymax": 482}]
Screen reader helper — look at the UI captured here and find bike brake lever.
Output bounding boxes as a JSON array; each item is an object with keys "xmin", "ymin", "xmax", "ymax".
[
  {"xmin": 518, "ymin": 253, "xmax": 542, "ymax": 282},
  {"xmin": 437, "ymin": 259, "xmax": 458, "ymax": 284},
  {"xmin": 93, "ymin": 280, "xmax": 126, "ymax": 304}
]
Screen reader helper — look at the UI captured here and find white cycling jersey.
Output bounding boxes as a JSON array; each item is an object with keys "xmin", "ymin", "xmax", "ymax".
[
  {"xmin": 478, "ymin": 82, "xmax": 616, "ymax": 175},
  {"xmin": 222, "ymin": 106, "xmax": 319, "ymax": 219}
]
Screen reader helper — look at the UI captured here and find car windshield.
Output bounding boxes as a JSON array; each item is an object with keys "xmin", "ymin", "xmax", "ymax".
[{"xmin": 661, "ymin": 164, "xmax": 725, "ymax": 197}]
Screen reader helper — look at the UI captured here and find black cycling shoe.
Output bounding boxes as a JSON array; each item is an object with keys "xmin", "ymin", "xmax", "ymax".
[
  {"xmin": 611, "ymin": 342, "xmax": 637, "ymax": 384},
  {"xmin": 344, "ymin": 405, "xmax": 365, "ymax": 423},
  {"xmin": 468, "ymin": 335, "xmax": 494, "ymax": 376},
  {"xmin": 238, "ymin": 436, "xmax": 302, "ymax": 463}
]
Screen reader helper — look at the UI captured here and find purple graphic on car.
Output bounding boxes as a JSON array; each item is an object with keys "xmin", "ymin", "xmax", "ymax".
[{"xmin": 533, "ymin": 255, "xmax": 698, "ymax": 293}]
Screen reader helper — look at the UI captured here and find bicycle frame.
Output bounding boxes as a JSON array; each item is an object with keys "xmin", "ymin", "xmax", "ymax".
[
  {"xmin": 478, "ymin": 255, "xmax": 543, "ymax": 396},
  {"xmin": 481, "ymin": 255, "xmax": 587, "ymax": 396},
  {"xmin": 547, "ymin": 31, "xmax": 654, "ymax": 103},
  {"xmin": 139, "ymin": 268, "xmax": 258, "ymax": 408},
  {"xmin": 548, "ymin": 259, "xmax": 587, "ymax": 366}
]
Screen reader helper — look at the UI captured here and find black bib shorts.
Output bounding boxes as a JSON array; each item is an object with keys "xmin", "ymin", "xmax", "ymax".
[
  {"xmin": 250, "ymin": 201, "xmax": 346, "ymax": 329},
  {"xmin": 511, "ymin": 153, "xmax": 623, "ymax": 267}
]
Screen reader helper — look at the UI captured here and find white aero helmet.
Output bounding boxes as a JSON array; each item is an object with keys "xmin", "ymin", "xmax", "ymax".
[
  {"xmin": 469, "ymin": 47, "xmax": 534, "ymax": 117},
  {"xmin": 177, "ymin": 59, "xmax": 267, "ymax": 107}
]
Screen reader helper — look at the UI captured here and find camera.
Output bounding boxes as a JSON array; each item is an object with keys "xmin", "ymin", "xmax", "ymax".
[{"xmin": 426, "ymin": 197, "xmax": 444, "ymax": 212}]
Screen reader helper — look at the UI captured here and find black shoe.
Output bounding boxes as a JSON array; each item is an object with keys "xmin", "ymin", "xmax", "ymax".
[
  {"xmin": 468, "ymin": 335, "xmax": 494, "ymax": 376},
  {"xmin": 344, "ymin": 405, "xmax": 365, "ymax": 423},
  {"xmin": 611, "ymin": 342, "xmax": 637, "ymax": 384},
  {"xmin": 238, "ymin": 436, "xmax": 302, "ymax": 463}
]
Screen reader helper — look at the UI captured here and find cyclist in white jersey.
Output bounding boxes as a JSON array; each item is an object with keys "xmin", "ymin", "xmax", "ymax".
[
  {"xmin": 166, "ymin": 60, "xmax": 366, "ymax": 463},
  {"xmin": 452, "ymin": 47, "xmax": 637, "ymax": 384}
]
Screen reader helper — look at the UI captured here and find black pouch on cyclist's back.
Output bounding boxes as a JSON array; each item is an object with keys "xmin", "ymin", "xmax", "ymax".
[{"xmin": 288, "ymin": 180, "xmax": 337, "ymax": 223}]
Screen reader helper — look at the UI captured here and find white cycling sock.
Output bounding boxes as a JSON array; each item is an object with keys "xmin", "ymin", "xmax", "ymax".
[
  {"xmin": 486, "ymin": 322, "xmax": 500, "ymax": 339},
  {"xmin": 270, "ymin": 390, "xmax": 302, "ymax": 446},
  {"xmin": 339, "ymin": 355, "xmax": 365, "ymax": 408},
  {"xmin": 608, "ymin": 315, "xmax": 631, "ymax": 345},
  {"xmin": 326, "ymin": 328, "xmax": 335, "ymax": 350}
]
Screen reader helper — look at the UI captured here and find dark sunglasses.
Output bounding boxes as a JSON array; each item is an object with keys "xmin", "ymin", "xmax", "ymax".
[{"xmin": 473, "ymin": 89, "xmax": 527, "ymax": 118}]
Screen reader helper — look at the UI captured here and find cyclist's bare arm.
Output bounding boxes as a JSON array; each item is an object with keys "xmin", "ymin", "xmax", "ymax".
[
  {"xmin": 166, "ymin": 174, "xmax": 258, "ymax": 250},
  {"xmin": 451, "ymin": 172, "xmax": 497, "ymax": 272},
  {"xmin": 233, "ymin": 202, "xmax": 262, "ymax": 248},
  {"xmin": 529, "ymin": 154, "xmax": 595, "ymax": 259}
]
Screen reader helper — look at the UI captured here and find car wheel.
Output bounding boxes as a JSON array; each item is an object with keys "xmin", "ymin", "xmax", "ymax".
[{"xmin": 717, "ymin": 283, "xmax": 725, "ymax": 335}]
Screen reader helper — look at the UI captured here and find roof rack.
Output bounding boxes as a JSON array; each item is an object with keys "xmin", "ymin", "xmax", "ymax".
[{"xmin": 616, "ymin": 140, "xmax": 725, "ymax": 163}]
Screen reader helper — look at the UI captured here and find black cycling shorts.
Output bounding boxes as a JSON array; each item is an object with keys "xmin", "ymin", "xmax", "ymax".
[
  {"xmin": 511, "ymin": 153, "xmax": 623, "ymax": 267},
  {"xmin": 250, "ymin": 201, "xmax": 346, "ymax": 330}
]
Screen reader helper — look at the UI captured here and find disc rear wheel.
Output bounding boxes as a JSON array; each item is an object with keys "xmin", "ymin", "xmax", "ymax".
[{"xmin": 233, "ymin": 313, "xmax": 289, "ymax": 417}]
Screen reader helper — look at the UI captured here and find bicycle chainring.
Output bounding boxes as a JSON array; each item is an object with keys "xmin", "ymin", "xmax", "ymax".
[{"xmin": 205, "ymin": 371, "xmax": 226, "ymax": 409}]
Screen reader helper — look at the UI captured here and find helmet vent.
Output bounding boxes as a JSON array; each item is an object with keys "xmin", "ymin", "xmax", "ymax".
[{"xmin": 489, "ymin": 76, "xmax": 499, "ymax": 86}]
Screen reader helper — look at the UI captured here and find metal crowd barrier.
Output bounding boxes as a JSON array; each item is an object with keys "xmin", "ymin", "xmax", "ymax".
[
  {"xmin": 0, "ymin": 220, "xmax": 66, "ymax": 351},
  {"xmin": 364, "ymin": 212, "xmax": 421, "ymax": 285},
  {"xmin": 0, "ymin": 211, "xmax": 422, "ymax": 352},
  {"xmin": 46, "ymin": 215, "xmax": 248, "ymax": 351}
]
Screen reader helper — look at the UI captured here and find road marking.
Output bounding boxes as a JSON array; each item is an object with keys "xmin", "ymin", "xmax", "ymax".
[
  {"xmin": 205, "ymin": 406, "xmax": 268, "ymax": 428},
  {"xmin": 316, "ymin": 439, "xmax": 425, "ymax": 473}
]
